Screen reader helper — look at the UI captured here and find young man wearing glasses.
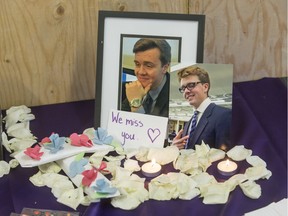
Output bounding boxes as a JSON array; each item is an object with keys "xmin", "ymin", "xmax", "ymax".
[
  {"xmin": 172, "ymin": 66, "xmax": 232, "ymax": 150},
  {"xmin": 121, "ymin": 38, "xmax": 171, "ymax": 117}
]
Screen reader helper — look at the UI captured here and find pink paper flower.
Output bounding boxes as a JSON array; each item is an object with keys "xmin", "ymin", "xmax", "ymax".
[
  {"xmin": 97, "ymin": 161, "xmax": 109, "ymax": 175},
  {"xmin": 40, "ymin": 136, "xmax": 51, "ymax": 144},
  {"xmin": 81, "ymin": 162, "xmax": 109, "ymax": 187},
  {"xmin": 24, "ymin": 145, "xmax": 44, "ymax": 160},
  {"xmin": 82, "ymin": 168, "xmax": 98, "ymax": 187},
  {"xmin": 70, "ymin": 133, "xmax": 93, "ymax": 147}
]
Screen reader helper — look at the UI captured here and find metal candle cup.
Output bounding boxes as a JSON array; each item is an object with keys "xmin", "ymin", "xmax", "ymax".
[
  {"xmin": 217, "ymin": 159, "xmax": 238, "ymax": 176},
  {"xmin": 141, "ymin": 159, "xmax": 161, "ymax": 178}
]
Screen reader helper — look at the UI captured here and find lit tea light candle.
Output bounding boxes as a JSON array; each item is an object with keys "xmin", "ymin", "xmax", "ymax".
[
  {"xmin": 217, "ymin": 159, "xmax": 238, "ymax": 176},
  {"xmin": 141, "ymin": 158, "xmax": 161, "ymax": 178}
]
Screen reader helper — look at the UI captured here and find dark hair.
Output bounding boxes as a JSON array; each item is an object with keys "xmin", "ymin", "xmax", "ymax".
[
  {"xmin": 133, "ymin": 38, "xmax": 171, "ymax": 66},
  {"xmin": 177, "ymin": 66, "xmax": 211, "ymax": 94}
]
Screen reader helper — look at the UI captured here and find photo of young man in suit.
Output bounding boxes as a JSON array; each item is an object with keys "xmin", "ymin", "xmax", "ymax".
[
  {"xmin": 121, "ymin": 38, "xmax": 171, "ymax": 117},
  {"xmin": 171, "ymin": 65, "xmax": 232, "ymax": 150}
]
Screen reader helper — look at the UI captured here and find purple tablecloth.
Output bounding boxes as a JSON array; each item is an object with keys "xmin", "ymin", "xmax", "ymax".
[{"xmin": 0, "ymin": 77, "xmax": 287, "ymax": 216}]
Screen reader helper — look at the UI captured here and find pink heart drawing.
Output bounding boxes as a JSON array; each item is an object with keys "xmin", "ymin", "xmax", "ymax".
[{"xmin": 147, "ymin": 128, "xmax": 161, "ymax": 143}]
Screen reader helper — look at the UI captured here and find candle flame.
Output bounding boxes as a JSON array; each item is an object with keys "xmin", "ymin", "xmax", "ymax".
[
  {"xmin": 151, "ymin": 158, "xmax": 156, "ymax": 167},
  {"xmin": 225, "ymin": 159, "xmax": 230, "ymax": 166}
]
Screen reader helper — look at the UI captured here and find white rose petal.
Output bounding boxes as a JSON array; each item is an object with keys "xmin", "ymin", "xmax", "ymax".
[
  {"xmin": 227, "ymin": 145, "xmax": 252, "ymax": 161},
  {"xmin": 0, "ymin": 161, "xmax": 10, "ymax": 177},
  {"xmin": 239, "ymin": 180, "xmax": 261, "ymax": 199},
  {"xmin": 57, "ymin": 187, "xmax": 84, "ymax": 210},
  {"xmin": 147, "ymin": 146, "xmax": 179, "ymax": 165},
  {"xmin": 9, "ymin": 159, "xmax": 19, "ymax": 168},
  {"xmin": 246, "ymin": 155, "xmax": 267, "ymax": 167},
  {"xmin": 123, "ymin": 159, "xmax": 140, "ymax": 172}
]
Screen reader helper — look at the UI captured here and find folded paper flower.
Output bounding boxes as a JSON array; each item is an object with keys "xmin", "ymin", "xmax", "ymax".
[
  {"xmin": 40, "ymin": 136, "xmax": 51, "ymax": 144},
  {"xmin": 24, "ymin": 145, "xmax": 44, "ymax": 160},
  {"xmin": 70, "ymin": 133, "xmax": 93, "ymax": 147},
  {"xmin": 91, "ymin": 178, "xmax": 118, "ymax": 194},
  {"xmin": 3, "ymin": 107, "xmax": 272, "ymax": 213},
  {"xmin": 93, "ymin": 128, "xmax": 113, "ymax": 145},
  {"xmin": 69, "ymin": 158, "xmax": 89, "ymax": 178},
  {"xmin": 82, "ymin": 167, "xmax": 98, "ymax": 187},
  {"xmin": 42, "ymin": 133, "xmax": 65, "ymax": 154},
  {"xmin": 81, "ymin": 162, "xmax": 108, "ymax": 187},
  {"xmin": 83, "ymin": 127, "xmax": 96, "ymax": 139}
]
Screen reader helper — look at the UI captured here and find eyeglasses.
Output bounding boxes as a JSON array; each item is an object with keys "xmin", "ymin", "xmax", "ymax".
[{"xmin": 178, "ymin": 82, "xmax": 202, "ymax": 93}]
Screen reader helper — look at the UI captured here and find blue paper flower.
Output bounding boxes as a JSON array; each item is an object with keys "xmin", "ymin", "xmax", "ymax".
[
  {"xmin": 69, "ymin": 158, "xmax": 89, "ymax": 178},
  {"xmin": 91, "ymin": 178, "xmax": 117, "ymax": 194},
  {"xmin": 93, "ymin": 128, "xmax": 113, "ymax": 145},
  {"xmin": 43, "ymin": 133, "xmax": 65, "ymax": 154}
]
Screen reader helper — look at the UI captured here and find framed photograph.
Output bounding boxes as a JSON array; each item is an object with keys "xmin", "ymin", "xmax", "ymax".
[
  {"xmin": 94, "ymin": 10, "xmax": 205, "ymax": 128},
  {"xmin": 168, "ymin": 63, "xmax": 233, "ymax": 139}
]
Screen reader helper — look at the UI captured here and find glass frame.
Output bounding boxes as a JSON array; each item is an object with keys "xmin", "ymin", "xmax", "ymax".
[{"xmin": 94, "ymin": 10, "xmax": 205, "ymax": 128}]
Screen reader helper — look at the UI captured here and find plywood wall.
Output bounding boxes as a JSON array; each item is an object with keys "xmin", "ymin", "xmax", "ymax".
[{"xmin": 0, "ymin": 0, "xmax": 286, "ymax": 109}]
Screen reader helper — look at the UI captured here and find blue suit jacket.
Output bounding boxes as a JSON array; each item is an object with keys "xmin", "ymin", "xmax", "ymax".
[{"xmin": 183, "ymin": 103, "xmax": 232, "ymax": 149}]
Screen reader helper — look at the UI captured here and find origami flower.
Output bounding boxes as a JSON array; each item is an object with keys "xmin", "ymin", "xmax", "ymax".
[
  {"xmin": 69, "ymin": 133, "xmax": 93, "ymax": 147},
  {"xmin": 91, "ymin": 178, "xmax": 117, "ymax": 194},
  {"xmin": 81, "ymin": 161, "xmax": 108, "ymax": 187},
  {"xmin": 93, "ymin": 128, "xmax": 113, "ymax": 145},
  {"xmin": 81, "ymin": 167, "xmax": 98, "ymax": 187},
  {"xmin": 42, "ymin": 133, "xmax": 65, "ymax": 154},
  {"xmin": 40, "ymin": 136, "xmax": 51, "ymax": 144},
  {"xmin": 69, "ymin": 158, "xmax": 89, "ymax": 178},
  {"xmin": 24, "ymin": 145, "xmax": 44, "ymax": 160}
]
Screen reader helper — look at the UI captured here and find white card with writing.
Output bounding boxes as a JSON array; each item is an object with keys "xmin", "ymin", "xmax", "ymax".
[{"xmin": 107, "ymin": 109, "xmax": 168, "ymax": 149}]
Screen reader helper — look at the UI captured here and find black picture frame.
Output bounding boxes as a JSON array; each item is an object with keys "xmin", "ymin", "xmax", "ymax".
[{"xmin": 94, "ymin": 10, "xmax": 205, "ymax": 128}]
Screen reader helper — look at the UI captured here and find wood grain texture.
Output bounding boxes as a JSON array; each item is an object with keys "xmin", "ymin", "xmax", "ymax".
[
  {"xmin": 0, "ymin": 0, "xmax": 286, "ymax": 109},
  {"xmin": 189, "ymin": 0, "xmax": 287, "ymax": 82}
]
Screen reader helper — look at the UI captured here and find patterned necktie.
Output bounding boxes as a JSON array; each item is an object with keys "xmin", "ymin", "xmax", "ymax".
[
  {"xmin": 186, "ymin": 110, "xmax": 199, "ymax": 148},
  {"xmin": 143, "ymin": 94, "xmax": 153, "ymax": 114}
]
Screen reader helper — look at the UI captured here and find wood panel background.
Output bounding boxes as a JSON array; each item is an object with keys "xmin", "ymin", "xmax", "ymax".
[{"xmin": 0, "ymin": 0, "xmax": 286, "ymax": 109}]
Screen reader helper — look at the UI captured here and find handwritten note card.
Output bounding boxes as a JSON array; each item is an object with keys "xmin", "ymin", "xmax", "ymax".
[{"xmin": 107, "ymin": 109, "xmax": 168, "ymax": 149}]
